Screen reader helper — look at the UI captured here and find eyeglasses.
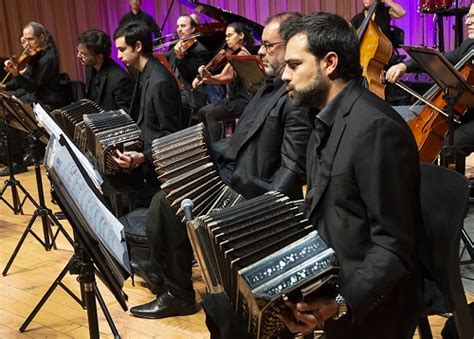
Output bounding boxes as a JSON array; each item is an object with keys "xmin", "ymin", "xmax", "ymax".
[{"xmin": 261, "ymin": 41, "xmax": 284, "ymax": 52}]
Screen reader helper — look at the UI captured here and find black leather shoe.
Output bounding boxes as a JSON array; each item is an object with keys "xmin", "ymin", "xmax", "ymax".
[
  {"xmin": 0, "ymin": 163, "xmax": 28, "ymax": 177},
  {"xmin": 130, "ymin": 291, "xmax": 197, "ymax": 319},
  {"xmin": 130, "ymin": 260, "xmax": 164, "ymax": 294}
]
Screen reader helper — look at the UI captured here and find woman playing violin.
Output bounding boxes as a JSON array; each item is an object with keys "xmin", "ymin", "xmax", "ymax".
[
  {"xmin": 193, "ymin": 22, "xmax": 255, "ymax": 141},
  {"xmin": 1, "ymin": 22, "xmax": 62, "ymax": 109}
]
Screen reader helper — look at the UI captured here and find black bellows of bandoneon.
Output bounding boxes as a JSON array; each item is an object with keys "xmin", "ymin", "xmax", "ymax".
[{"xmin": 186, "ymin": 191, "xmax": 339, "ymax": 339}]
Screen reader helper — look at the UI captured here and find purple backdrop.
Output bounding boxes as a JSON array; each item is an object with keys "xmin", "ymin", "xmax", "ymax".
[{"xmin": 109, "ymin": 0, "xmax": 470, "ymax": 66}]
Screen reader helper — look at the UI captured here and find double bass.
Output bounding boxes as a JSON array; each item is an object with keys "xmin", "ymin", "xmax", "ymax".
[{"xmin": 357, "ymin": 0, "xmax": 393, "ymax": 100}]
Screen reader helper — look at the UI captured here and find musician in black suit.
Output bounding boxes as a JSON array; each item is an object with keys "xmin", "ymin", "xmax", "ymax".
[
  {"xmin": 76, "ymin": 29, "xmax": 134, "ymax": 112},
  {"xmin": 167, "ymin": 15, "xmax": 209, "ymax": 121},
  {"xmin": 1, "ymin": 22, "xmax": 62, "ymax": 176},
  {"xmin": 386, "ymin": 3, "xmax": 474, "ymax": 173},
  {"xmin": 277, "ymin": 13, "xmax": 423, "ymax": 339},
  {"xmin": 128, "ymin": 12, "xmax": 311, "ymax": 320},
  {"xmin": 2, "ymin": 22, "xmax": 62, "ymax": 109},
  {"xmin": 112, "ymin": 22, "xmax": 185, "ymax": 200},
  {"xmin": 119, "ymin": 0, "xmax": 161, "ymax": 40}
]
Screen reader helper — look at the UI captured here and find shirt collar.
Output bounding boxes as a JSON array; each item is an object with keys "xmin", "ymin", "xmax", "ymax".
[{"xmin": 315, "ymin": 80, "xmax": 353, "ymax": 128}]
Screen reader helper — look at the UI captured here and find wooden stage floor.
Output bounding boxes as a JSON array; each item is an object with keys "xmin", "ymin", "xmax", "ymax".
[{"xmin": 0, "ymin": 165, "xmax": 472, "ymax": 338}]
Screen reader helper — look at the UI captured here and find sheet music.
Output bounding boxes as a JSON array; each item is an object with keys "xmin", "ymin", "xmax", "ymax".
[
  {"xmin": 33, "ymin": 103, "xmax": 103, "ymax": 189},
  {"xmin": 44, "ymin": 137, "xmax": 130, "ymax": 274}
]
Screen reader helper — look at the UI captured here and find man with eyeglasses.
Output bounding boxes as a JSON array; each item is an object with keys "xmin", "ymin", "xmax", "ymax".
[
  {"xmin": 76, "ymin": 29, "xmax": 134, "ymax": 112},
  {"xmin": 128, "ymin": 12, "xmax": 311, "ymax": 321}
]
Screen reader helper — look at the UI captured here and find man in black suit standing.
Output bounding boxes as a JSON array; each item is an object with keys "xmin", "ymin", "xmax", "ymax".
[
  {"xmin": 119, "ymin": 0, "xmax": 161, "ymax": 41},
  {"xmin": 278, "ymin": 13, "xmax": 422, "ymax": 339},
  {"xmin": 76, "ymin": 29, "xmax": 134, "ymax": 112},
  {"xmin": 167, "ymin": 15, "xmax": 209, "ymax": 121},
  {"xmin": 113, "ymin": 22, "xmax": 185, "ymax": 199},
  {"xmin": 128, "ymin": 12, "xmax": 311, "ymax": 320}
]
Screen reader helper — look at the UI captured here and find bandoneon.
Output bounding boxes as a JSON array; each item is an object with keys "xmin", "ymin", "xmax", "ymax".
[
  {"xmin": 187, "ymin": 191, "xmax": 339, "ymax": 339},
  {"xmin": 152, "ymin": 123, "xmax": 244, "ymax": 220},
  {"xmin": 82, "ymin": 110, "xmax": 144, "ymax": 176},
  {"xmin": 51, "ymin": 99, "xmax": 103, "ymax": 152}
]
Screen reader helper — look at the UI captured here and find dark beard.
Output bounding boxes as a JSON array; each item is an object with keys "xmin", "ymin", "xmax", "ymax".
[{"xmin": 291, "ymin": 72, "xmax": 327, "ymax": 108}]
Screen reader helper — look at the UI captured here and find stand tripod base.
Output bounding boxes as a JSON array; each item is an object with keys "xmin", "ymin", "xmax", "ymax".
[
  {"xmin": 0, "ymin": 175, "xmax": 30, "ymax": 215},
  {"xmin": 20, "ymin": 253, "xmax": 120, "ymax": 338}
]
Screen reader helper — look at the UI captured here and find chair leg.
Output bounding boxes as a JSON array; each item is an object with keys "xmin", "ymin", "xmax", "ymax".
[{"xmin": 418, "ymin": 316, "xmax": 433, "ymax": 339}]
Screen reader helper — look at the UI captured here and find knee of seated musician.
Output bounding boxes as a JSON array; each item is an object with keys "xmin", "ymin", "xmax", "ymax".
[{"xmin": 197, "ymin": 103, "xmax": 215, "ymax": 123}]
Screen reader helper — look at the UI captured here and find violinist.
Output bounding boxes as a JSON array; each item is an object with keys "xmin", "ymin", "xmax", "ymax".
[
  {"xmin": 1, "ymin": 22, "xmax": 62, "ymax": 110},
  {"xmin": 167, "ymin": 15, "xmax": 209, "ymax": 121},
  {"xmin": 351, "ymin": 0, "xmax": 406, "ymax": 41},
  {"xmin": 386, "ymin": 3, "xmax": 474, "ymax": 172},
  {"xmin": 193, "ymin": 22, "xmax": 255, "ymax": 141}
]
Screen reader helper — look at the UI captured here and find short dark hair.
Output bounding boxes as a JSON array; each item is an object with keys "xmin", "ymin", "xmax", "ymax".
[
  {"xmin": 113, "ymin": 22, "xmax": 153, "ymax": 55},
  {"xmin": 281, "ymin": 12, "xmax": 362, "ymax": 81},
  {"xmin": 76, "ymin": 29, "xmax": 112, "ymax": 58},
  {"xmin": 227, "ymin": 22, "xmax": 255, "ymax": 51}
]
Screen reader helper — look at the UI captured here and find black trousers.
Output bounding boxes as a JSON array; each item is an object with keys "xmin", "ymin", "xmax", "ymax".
[
  {"xmin": 146, "ymin": 190, "xmax": 195, "ymax": 302},
  {"xmin": 197, "ymin": 97, "xmax": 249, "ymax": 142}
]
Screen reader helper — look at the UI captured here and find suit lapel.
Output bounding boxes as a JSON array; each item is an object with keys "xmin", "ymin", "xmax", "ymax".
[
  {"xmin": 85, "ymin": 67, "xmax": 93, "ymax": 97},
  {"xmin": 233, "ymin": 83, "xmax": 287, "ymax": 154},
  {"xmin": 308, "ymin": 112, "xmax": 346, "ymax": 219},
  {"xmin": 97, "ymin": 67, "xmax": 108, "ymax": 105},
  {"xmin": 137, "ymin": 61, "xmax": 152, "ymax": 125},
  {"xmin": 307, "ymin": 82, "xmax": 363, "ymax": 220}
]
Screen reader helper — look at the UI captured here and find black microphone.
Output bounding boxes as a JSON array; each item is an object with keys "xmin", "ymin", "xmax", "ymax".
[{"xmin": 181, "ymin": 199, "xmax": 194, "ymax": 222}]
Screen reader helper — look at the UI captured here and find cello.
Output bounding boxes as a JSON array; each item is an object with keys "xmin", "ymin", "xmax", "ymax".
[
  {"xmin": 406, "ymin": 49, "xmax": 474, "ymax": 163},
  {"xmin": 357, "ymin": 0, "xmax": 393, "ymax": 100}
]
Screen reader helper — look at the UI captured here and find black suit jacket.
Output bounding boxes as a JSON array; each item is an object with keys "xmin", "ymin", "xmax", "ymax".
[
  {"xmin": 167, "ymin": 41, "xmax": 209, "ymax": 85},
  {"xmin": 85, "ymin": 58, "xmax": 134, "ymax": 112},
  {"xmin": 5, "ymin": 46, "xmax": 62, "ymax": 108},
  {"xmin": 306, "ymin": 81, "xmax": 422, "ymax": 338},
  {"xmin": 213, "ymin": 77, "xmax": 311, "ymax": 200},
  {"xmin": 129, "ymin": 57, "xmax": 185, "ymax": 164}
]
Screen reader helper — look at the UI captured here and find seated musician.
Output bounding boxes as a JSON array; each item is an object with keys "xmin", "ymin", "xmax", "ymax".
[
  {"xmin": 128, "ymin": 12, "xmax": 311, "ymax": 320},
  {"xmin": 275, "ymin": 13, "xmax": 423, "ymax": 339},
  {"xmin": 112, "ymin": 22, "xmax": 186, "ymax": 204},
  {"xmin": 1, "ymin": 22, "xmax": 62, "ymax": 109},
  {"xmin": 351, "ymin": 0, "xmax": 406, "ymax": 43},
  {"xmin": 193, "ymin": 22, "xmax": 255, "ymax": 142},
  {"xmin": 76, "ymin": 29, "xmax": 134, "ymax": 112},
  {"xmin": 0, "ymin": 22, "xmax": 62, "ymax": 176},
  {"xmin": 386, "ymin": 3, "xmax": 474, "ymax": 173},
  {"xmin": 167, "ymin": 15, "xmax": 209, "ymax": 122}
]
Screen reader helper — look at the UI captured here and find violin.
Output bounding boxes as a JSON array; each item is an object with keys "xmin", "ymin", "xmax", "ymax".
[
  {"xmin": 154, "ymin": 33, "xmax": 201, "ymax": 52},
  {"xmin": 407, "ymin": 50, "xmax": 474, "ymax": 163},
  {"xmin": 357, "ymin": 0, "xmax": 393, "ymax": 100},
  {"xmin": 1, "ymin": 46, "xmax": 42, "ymax": 86}
]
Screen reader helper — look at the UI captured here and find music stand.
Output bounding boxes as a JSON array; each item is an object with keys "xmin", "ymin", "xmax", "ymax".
[
  {"xmin": 0, "ymin": 101, "xmax": 31, "ymax": 214},
  {"xmin": 1, "ymin": 94, "xmax": 74, "ymax": 276},
  {"xmin": 402, "ymin": 45, "xmax": 474, "ymax": 264},
  {"xmin": 226, "ymin": 55, "xmax": 266, "ymax": 89},
  {"xmin": 19, "ymin": 135, "xmax": 130, "ymax": 338}
]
